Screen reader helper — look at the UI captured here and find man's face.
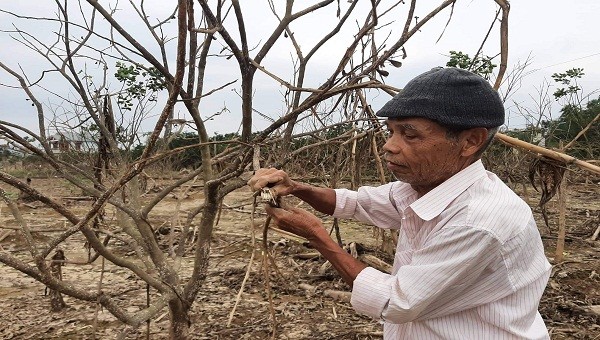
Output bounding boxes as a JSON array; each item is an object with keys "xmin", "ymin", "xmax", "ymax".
[{"xmin": 382, "ymin": 117, "xmax": 467, "ymax": 194}]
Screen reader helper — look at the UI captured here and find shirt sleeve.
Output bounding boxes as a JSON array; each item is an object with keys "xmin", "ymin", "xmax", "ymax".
[
  {"xmin": 333, "ymin": 183, "xmax": 402, "ymax": 229},
  {"xmin": 351, "ymin": 225, "xmax": 503, "ymax": 323}
]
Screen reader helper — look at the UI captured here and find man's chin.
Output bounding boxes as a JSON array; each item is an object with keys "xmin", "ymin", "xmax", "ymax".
[{"xmin": 391, "ymin": 172, "xmax": 411, "ymax": 183}]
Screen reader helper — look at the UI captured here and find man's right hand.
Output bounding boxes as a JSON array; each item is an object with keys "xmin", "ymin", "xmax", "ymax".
[
  {"xmin": 247, "ymin": 168, "xmax": 297, "ymax": 197},
  {"xmin": 248, "ymin": 168, "xmax": 337, "ymax": 216}
]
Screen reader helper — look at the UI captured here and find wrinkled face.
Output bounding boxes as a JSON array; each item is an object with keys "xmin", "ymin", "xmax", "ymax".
[{"xmin": 382, "ymin": 117, "xmax": 467, "ymax": 194}]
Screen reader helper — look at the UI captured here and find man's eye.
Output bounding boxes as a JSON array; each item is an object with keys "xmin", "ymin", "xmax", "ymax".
[{"xmin": 404, "ymin": 134, "xmax": 417, "ymax": 140}]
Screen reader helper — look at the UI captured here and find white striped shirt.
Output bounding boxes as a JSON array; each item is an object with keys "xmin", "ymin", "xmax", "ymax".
[{"xmin": 334, "ymin": 160, "xmax": 551, "ymax": 339}]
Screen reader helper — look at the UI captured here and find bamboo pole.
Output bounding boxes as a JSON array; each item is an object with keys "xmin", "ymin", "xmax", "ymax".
[
  {"xmin": 485, "ymin": 1, "xmax": 598, "ymax": 178},
  {"xmin": 495, "ymin": 133, "xmax": 600, "ymax": 175}
]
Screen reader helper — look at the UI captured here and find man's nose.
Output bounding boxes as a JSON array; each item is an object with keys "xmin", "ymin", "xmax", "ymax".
[{"xmin": 382, "ymin": 137, "xmax": 402, "ymax": 154}]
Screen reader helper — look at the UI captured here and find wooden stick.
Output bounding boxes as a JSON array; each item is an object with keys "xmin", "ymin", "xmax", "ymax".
[
  {"xmin": 370, "ymin": 133, "xmax": 386, "ymax": 184},
  {"xmin": 0, "ymin": 226, "xmax": 67, "ymax": 232},
  {"xmin": 61, "ymin": 196, "xmax": 96, "ymax": 201},
  {"xmin": 563, "ymin": 112, "xmax": 600, "ymax": 151},
  {"xmin": 350, "ymin": 127, "xmax": 358, "ymax": 190},
  {"xmin": 358, "ymin": 254, "xmax": 392, "ymax": 274},
  {"xmin": 294, "ymin": 252, "xmax": 320, "ymax": 259},
  {"xmin": 555, "ymin": 156, "xmax": 568, "ymax": 263},
  {"xmin": 589, "ymin": 223, "xmax": 600, "ymax": 241},
  {"xmin": 495, "ymin": 133, "xmax": 600, "ymax": 175},
  {"xmin": 492, "ymin": 0, "xmax": 510, "ymax": 90},
  {"xmin": 227, "ymin": 200, "xmax": 258, "ymax": 327},
  {"xmin": 92, "ymin": 256, "xmax": 106, "ymax": 340},
  {"xmin": 323, "ymin": 289, "xmax": 351, "ymax": 302},
  {"xmin": 0, "ymin": 230, "xmax": 12, "ymax": 243},
  {"xmin": 298, "ymin": 283, "xmax": 317, "ymax": 293}
]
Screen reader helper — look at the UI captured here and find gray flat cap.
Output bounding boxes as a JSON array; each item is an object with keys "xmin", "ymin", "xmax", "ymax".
[{"xmin": 376, "ymin": 67, "xmax": 505, "ymax": 128}]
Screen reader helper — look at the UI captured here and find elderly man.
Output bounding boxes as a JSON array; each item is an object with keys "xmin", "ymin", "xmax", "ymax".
[{"xmin": 248, "ymin": 67, "xmax": 551, "ymax": 339}]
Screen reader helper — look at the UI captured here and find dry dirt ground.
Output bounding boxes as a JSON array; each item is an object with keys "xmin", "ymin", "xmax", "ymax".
[{"xmin": 0, "ymin": 176, "xmax": 598, "ymax": 339}]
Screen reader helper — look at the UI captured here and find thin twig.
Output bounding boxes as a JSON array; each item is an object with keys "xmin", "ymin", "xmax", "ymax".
[
  {"xmin": 92, "ymin": 256, "xmax": 106, "ymax": 340},
  {"xmin": 562, "ymin": 112, "xmax": 600, "ymax": 151},
  {"xmin": 227, "ymin": 196, "xmax": 258, "ymax": 327},
  {"xmin": 261, "ymin": 215, "xmax": 277, "ymax": 340}
]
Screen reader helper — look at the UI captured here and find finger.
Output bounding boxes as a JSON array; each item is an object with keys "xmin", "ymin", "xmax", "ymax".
[
  {"xmin": 249, "ymin": 178, "xmax": 272, "ymax": 191},
  {"xmin": 265, "ymin": 204, "xmax": 286, "ymax": 217},
  {"xmin": 270, "ymin": 185, "xmax": 280, "ymax": 197},
  {"xmin": 247, "ymin": 172, "xmax": 262, "ymax": 188},
  {"xmin": 248, "ymin": 168, "xmax": 275, "ymax": 187},
  {"xmin": 253, "ymin": 178, "xmax": 269, "ymax": 191},
  {"xmin": 268, "ymin": 205, "xmax": 297, "ymax": 225},
  {"xmin": 287, "ymin": 206, "xmax": 309, "ymax": 214},
  {"xmin": 259, "ymin": 168, "xmax": 282, "ymax": 178}
]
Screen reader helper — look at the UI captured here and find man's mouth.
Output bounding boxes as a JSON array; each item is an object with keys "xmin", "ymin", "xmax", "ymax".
[{"xmin": 385, "ymin": 160, "xmax": 406, "ymax": 170}]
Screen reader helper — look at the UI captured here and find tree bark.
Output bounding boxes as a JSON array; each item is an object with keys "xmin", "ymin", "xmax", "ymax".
[
  {"xmin": 168, "ymin": 299, "xmax": 190, "ymax": 340},
  {"xmin": 49, "ymin": 250, "xmax": 67, "ymax": 312}
]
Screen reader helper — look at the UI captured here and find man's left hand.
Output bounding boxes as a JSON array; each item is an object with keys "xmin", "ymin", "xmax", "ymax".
[{"xmin": 265, "ymin": 205, "xmax": 325, "ymax": 241}]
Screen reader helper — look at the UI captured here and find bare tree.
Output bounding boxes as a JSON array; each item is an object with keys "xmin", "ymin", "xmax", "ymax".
[{"xmin": 0, "ymin": 1, "xmax": 512, "ymax": 338}]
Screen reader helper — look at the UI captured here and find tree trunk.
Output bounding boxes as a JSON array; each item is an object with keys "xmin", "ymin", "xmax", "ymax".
[
  {"xmin": 168, "ymin": 299, "xmax": 190, "ymax": 340},
  {"xmin": 49, "ymin": 250, "xmax": 67, "ymax": 312}
]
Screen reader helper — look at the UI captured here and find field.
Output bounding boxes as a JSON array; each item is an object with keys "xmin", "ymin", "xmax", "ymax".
[{"xmin": 0, "ymin": 175, "xmax": 598, "ymax": 339}]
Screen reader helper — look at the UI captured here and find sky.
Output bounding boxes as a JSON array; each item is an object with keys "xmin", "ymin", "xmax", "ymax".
[{"xmin": 1, "ymin": 1, "xmax": 600, "ymax": 141}]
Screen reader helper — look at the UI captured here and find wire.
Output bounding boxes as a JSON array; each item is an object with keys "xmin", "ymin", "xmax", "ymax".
[{"xmin": 526, "ymin": 52, "xmax": 600, "ymax": 76}]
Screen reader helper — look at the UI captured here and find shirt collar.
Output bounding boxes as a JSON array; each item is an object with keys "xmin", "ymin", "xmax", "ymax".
[{"xmin": 408, "ymin": 160, "xmax": 487, "ymax": 221}]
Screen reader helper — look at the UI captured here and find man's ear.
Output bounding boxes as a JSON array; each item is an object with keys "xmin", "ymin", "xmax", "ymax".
[{"xmin": 459, "ymin": 127, "xmax": 488, "ymax": 157}]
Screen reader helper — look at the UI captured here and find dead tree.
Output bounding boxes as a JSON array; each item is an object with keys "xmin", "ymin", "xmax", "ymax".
[{"xmin": 0, "ymin": 1, "xmax": 525, "ymax": 338}]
